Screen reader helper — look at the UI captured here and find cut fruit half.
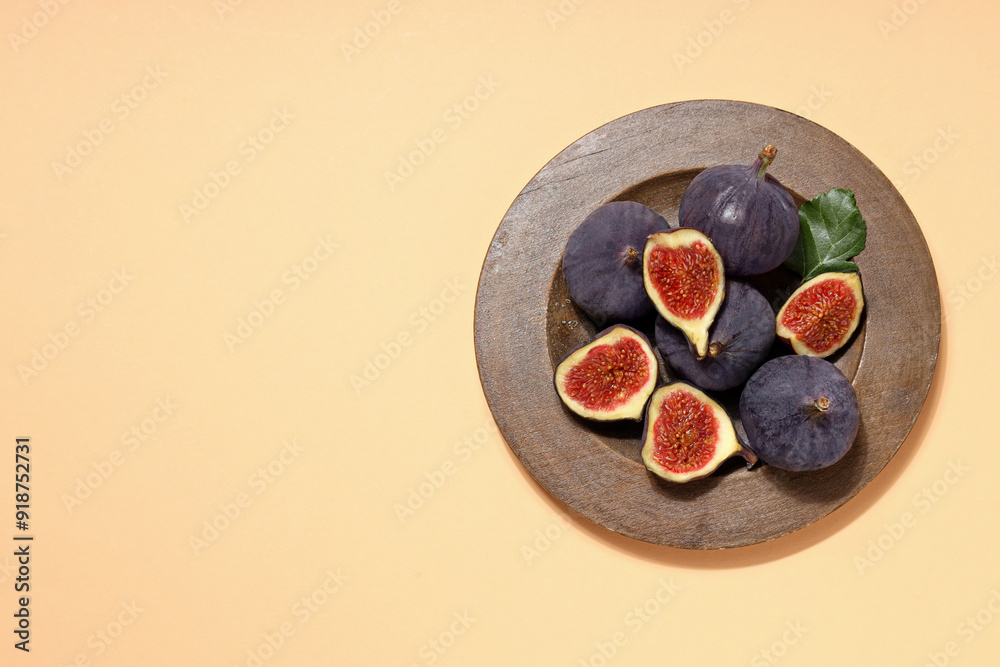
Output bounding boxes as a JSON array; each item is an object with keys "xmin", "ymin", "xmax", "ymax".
[
  {"xmin": 553, "ymin": 325, "xmax": 658, "ymax": 421},
  {"xmin": 643, "ymin": 229, "xmax": 726, "ymax": 359},
  {"xmin": 776, "ymin": 271, "xmax": 864, "ymax": 358},
  {"xmin": 641, "ymin": 382, "xmax": 752, "ymax": 483}
]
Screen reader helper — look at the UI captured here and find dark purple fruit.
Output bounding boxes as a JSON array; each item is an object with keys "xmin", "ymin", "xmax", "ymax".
[
  {"xmin": 679, "ymin": 146, "xmax": 799, "ymax": 276},
  {"xmin": 739, "ymin": 356, "xmax": 860, "ymax": 471},
  {"xmin": 655, "ymin": 281, "xmax": 775, "ymax": 391},
  {"xmin": 554, "ymin": 325, "xmax": 658, "ymax": 421},
  {"xmin": 562, "ymin": 201, "xmax": 670, "ymax": 323}
]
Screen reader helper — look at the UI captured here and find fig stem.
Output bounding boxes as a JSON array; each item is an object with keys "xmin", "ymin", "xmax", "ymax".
[
  {"xmin": 738, "ymin": 446, "xmax": 758, "ymax": 467},
  {"xmin": 806, "ymin": 396, "xmax": 831, "ymax": 418},
  {"xmin": 755, "ymin": 145, "xmax": 777, "ymax": 181}
]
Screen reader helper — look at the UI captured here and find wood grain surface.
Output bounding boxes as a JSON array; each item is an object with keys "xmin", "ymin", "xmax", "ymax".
[{"xmin": 474, "ymin": 100, "xmax": 940, "ymax": 549}]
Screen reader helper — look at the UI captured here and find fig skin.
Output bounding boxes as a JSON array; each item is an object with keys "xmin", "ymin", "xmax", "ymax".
[
  {"xmin": 739, "ymin": 355, "xmax": 860, "ymax": 472},
  {"xmin": 776, "ymin": 271, "xmax": 865, "ymax": 358},
  {"xmin": 642, "ymin": 228, "xmax": 726, "ymax": 359},
  {"xmin": 562, "ymin": 201, "xmax": 671, "ymax": 323},
  {"xmin": 679, "ymin": 146, "xmax": 799, "ymax": 277},
  {"xmin": 655, "ymin": 281, "xmax": 775, "ymax": 391},
  {"xmin": 640, "ymin": 382, "xmax": 752, "ymax": 483},
  {"xmin": 553, "ymin": 325, "xmax": 658, "ymax": 421}
]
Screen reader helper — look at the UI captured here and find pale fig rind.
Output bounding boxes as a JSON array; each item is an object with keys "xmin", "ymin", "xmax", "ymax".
[
  {"xmin": 642, "ymin": 228, "xmax": 726, "ymax": 360},
  {"xmin": 776, "ymin": 271, "xmax": 865, "ymax": 358},
  {"xmin": 553, "ymin": 325, "xmax": 658, "ymax": 421},
  {"xmin": 640, "ymin": 382, "xmax": 746, "ymax": 483}
]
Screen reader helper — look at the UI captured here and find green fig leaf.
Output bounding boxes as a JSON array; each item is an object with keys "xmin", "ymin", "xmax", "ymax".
[{"xmin": 784, "ymin": 188, "xmax": 867, "ymax": 282}]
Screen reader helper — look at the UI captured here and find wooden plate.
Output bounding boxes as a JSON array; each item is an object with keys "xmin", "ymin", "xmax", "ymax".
[{"xmin": 474, "ymin": 100, "xmax": 940, "ymax": 549}]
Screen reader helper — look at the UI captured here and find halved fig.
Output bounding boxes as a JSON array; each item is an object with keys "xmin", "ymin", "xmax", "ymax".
[
  {"xmin": 553, "ymin": 325, "xmax": 658, "ymax": 421},
  {"xmin": 739, "ymin": 355, "xmax": 860, "ymax": 472},
  {"xmin": 643, "ymin": 228, "xmax": 725, "ymax": 360},
  {"xmin": 562, "ymin": 201, "xmax": 671, "ymax": 323},
  {"xmin": 641, "ymin": 382, "xmax": 752, "ymax": 483},
  {"xmin": 776, "ymin": 271, "xmax": 864, "ymax": 358}
]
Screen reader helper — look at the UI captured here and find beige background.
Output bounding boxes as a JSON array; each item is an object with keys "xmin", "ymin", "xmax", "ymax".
[{"xmin": 0, "ymin": 0, "xmax": 994, "ymax": 665}]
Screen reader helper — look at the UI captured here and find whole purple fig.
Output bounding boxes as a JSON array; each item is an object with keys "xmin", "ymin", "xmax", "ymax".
[
  {"xmin": 679, "ymin": 146, "xmax": 799, "ymax": 276},
  {"xmin": 739, "ymin": 355, "xmax": 860, "ymax": 472},
  {"xmin": 655, "ymin": 281, "xmax": 775, "ymax": 391},
  {"xmin": 562, "ymin": 201, "xmax": 671, "ymax": 323}
]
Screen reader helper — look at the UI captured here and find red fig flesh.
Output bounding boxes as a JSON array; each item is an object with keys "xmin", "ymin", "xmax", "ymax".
[
  {"xmin": 554, "ymin": 325, "xmax": 658, "ymax": 421},
  {"xmin": 641, "ymin": 383, "xmax": 747, "ymax": 483},
  {"xmin": 776, "ymin": 272, "xmax": 864, "ymax": 358},
  {"xmin": 643, "ymin": 229, "xmax": 726, "ymax": 359}
]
